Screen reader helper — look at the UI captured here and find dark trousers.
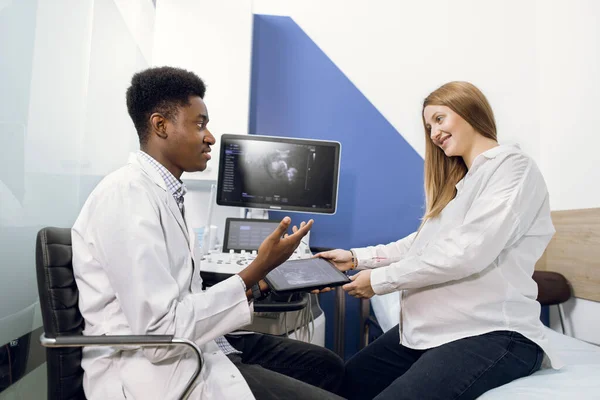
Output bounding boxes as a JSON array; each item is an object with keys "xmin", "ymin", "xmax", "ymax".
[
  {"xmin": 226, "ymin": 333, "xmax": 345, "ymax": 400},
  {"xmin": 342, "ymin": 325, "xmax": 543, "ymax": 400}
]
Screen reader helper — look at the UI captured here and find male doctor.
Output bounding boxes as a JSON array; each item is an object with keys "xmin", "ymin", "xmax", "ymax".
[{"xmin": 72, "ymin": 66, "xmax": 344, "ymax": 399}]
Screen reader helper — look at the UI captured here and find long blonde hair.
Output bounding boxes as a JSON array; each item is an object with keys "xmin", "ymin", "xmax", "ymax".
[{"xmin": 422, "ymin": 81, "xmax": 497, "ymax": 221}]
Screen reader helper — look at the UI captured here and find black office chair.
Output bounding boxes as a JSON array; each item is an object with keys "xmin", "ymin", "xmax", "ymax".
[{"xmin": 35, "ymin": 227, "xmax": 202, "ymax": 400}]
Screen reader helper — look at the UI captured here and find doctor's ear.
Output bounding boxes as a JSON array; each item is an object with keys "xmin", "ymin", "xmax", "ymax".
[{"xmin": 150, "ymin": 113, "xmax": 168, "ymax": 139}]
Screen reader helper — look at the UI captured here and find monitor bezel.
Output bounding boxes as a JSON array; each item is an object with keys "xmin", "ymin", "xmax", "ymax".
[{"xmin": 216, "ymin": 134, "xmax": 341, "ymax": 214}]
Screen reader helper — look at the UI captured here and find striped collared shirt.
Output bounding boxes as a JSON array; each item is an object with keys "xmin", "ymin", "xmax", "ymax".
[{"xmin": 139, "ymin": 151, "xmax": 186, "ymax": 212}]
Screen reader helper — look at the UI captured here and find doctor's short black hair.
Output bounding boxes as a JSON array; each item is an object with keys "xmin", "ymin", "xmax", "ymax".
[{"xmin": 126, "ymin": 66, "xmax": 206, "ymax": 144}]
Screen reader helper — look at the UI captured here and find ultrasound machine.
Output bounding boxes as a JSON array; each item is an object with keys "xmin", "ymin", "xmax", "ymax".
[{"xmin": 198, "ymin": 134, "xmax": 341, "ymax": 346}]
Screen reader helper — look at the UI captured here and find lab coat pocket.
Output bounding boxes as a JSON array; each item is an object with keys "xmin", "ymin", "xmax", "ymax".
[{"xmin": 119, "ymin": 350, "xmax": 176, "ymax": 399}]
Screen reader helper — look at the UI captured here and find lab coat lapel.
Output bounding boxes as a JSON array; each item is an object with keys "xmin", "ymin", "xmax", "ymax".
[
  {"xmin": 129, "ymin": 153, "xmax": 191, "ymax": 246},
  {"xmin": 166, "ymin": 199, "xmax": 191, "ymax": 247},
  {"xmin": 184, "ymin": 213, "xmax": 196, "ymax": 254}
]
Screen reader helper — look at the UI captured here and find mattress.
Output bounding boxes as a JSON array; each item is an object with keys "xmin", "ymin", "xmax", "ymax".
[{"xmin": 480, "ymin": 327, "xmax": 600, "ymax": 399}]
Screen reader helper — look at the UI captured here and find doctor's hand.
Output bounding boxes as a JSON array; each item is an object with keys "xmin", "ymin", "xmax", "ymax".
[
  {"xmin": 283, "ymin": 220, "xmax": 309, "ymax": 238},
  {"xmin": 342, "ymin": 270, "xmax": 375, "ymax": 299},
  {"xmin": 255, "ymin": 216, "xmax": 314, "ymax": 272},
  {"xmin": 240, "ymin": 217, "xmax": 313, "ymax": 290},
  {"xmin": 239, "ymin": 217, "xmax": 313, "ymax": 294}
]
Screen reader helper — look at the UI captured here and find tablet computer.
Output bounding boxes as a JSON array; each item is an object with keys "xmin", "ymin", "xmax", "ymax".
[{"xmin": 265, "ymin": 258, "xmax": 350, "ymax": 295}]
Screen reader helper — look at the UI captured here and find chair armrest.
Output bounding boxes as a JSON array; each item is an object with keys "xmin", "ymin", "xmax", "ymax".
[
  {"xmin": 42, "ymin": 334, "xmax": 175, "ymax": 346},
  {"xmin": 40, "ymin": 333, "xmax": 202, "ymax": 400}
]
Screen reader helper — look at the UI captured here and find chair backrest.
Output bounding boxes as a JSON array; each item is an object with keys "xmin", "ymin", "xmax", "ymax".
[
  {"xmin": 532, "ymin": 270, "xmax": 571, "ymax": 306},
  {"xmin": 35, "ymin": 227, "xmax": 86, "ymax": 400}
]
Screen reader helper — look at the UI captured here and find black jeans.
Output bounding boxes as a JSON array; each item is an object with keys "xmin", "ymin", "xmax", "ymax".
[
  {"xmin": 342, "ymin": 326, "xmax": 543, "ymax": 400},
  {"xmin": 226, "ymin": 333, "xmax": 345, "ymax": 399}
]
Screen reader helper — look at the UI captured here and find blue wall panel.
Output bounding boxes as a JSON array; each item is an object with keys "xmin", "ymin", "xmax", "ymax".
[
  {"xmin": 250, "ymin": 15, "xmax": 424, "ymax": 250},
  {"xmin": 250, "ymin": 15, "xmax": 424, "ymax": 358}
]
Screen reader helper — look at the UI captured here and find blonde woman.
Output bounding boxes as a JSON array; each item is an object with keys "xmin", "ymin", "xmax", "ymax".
[{"xmin": 317, "ymin": 82, "xmax": 560, "ymax": 400}]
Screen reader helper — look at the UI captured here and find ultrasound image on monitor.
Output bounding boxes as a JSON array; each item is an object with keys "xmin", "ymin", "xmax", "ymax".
[{"xmin": 217, "ymin": 134, "xmax": 340, "ymax": 214}]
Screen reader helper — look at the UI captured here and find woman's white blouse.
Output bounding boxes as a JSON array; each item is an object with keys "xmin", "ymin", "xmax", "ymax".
[{"xmin": 352, "ymin": 144, "xmax": 561, "ymax": 368}]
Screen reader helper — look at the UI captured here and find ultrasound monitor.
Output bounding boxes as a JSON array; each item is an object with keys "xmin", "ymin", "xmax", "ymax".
[{"xmin": 217, "ymin": 134, "xmax": 341, "ymax": 214}]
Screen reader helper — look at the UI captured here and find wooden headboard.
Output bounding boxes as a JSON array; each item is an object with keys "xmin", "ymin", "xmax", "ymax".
[{"xmin": 535, "ymin": 208, "xmax": 600, "ymax": 302}]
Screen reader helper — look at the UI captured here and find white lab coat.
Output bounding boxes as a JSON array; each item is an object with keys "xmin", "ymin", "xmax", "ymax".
[{"xmin": 72, "ymin": 153, "xmax": 255, "ymax": 399}]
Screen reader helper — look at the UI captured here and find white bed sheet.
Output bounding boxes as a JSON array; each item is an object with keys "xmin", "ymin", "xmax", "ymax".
[{"xmin": 480, "ymin": 327, "xmax": 600, "ymax": 399}]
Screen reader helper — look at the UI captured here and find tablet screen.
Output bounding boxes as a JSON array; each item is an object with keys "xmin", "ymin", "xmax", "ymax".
[{"xmin": 265, "ymin": 258, "xmax": 350, "ymax": 293}]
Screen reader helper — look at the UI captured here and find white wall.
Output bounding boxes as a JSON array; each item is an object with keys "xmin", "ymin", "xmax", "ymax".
[
  {"xmin": 536, "ymin": 0, "xmax": 600, "ymax": 211},
  {"xmin": 536, "ymin": 0, "xmax": 600, "ymax": 345},
  {"xmin": 153, "ymin": 0, "xmax": 253, "ymax": 182},
  {"xmin": 253, "ymin": 0, "xmax": 541, "ymax": 163},
  {"xmin": 152, "ymin": 0, "xmax": 254, "ymax": 233},
  {"xmin": 253, "ymin": 0, "xmax": 600, "ymax": 344}
]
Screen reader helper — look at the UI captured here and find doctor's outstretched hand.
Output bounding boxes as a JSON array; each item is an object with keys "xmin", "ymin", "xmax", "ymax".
[
  {"xmin": 257, "ymin": 217, "xmax": 313, "ymax": 270},
  {"xmin": 343, "ymin": 270, "xmax": 375, "ymax": 299},
  {"xmin": 310, "ymin": 249, "xmax": 354, "ymax": 294},
  {"xmin": 239, "ymin": 217, "xmax": 313, "ymax": 292}
]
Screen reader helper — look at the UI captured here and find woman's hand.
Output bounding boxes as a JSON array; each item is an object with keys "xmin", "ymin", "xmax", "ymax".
[
  {"xmin": 309, "ymin": 249, "xmax": 354, "ymax": 294},
  {"xmin": 342, "ymin": 270, "xmax": 375, "ymax": 299},
  {"xmin": 314, "ymin": 249, "xmax": 354, "ymax": 272}
]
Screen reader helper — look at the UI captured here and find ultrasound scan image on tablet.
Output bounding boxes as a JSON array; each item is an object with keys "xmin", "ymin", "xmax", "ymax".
[{"xmin": 265, "ymin": 258, "xmax": 351, "ymax": 295}]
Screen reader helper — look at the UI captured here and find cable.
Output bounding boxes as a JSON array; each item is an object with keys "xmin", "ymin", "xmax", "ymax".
[
  {"xmin": 285, "ymin": 294, "xmax": 294, "ymax": 338},
  {"xmin": 293, "ymin": 304, "xmax": 304, "ymax": 340},
  {"xmin": 311, "ymin": 293, "xmax": 322, "ymax": 343},
  {"xmin": 6, "ymin": 344, "xmax": 12, "ymax": 385},
  {"xmin": 293, "ymin": 294, "xmax": 314, "ymax": 343},
  {"xmin": 302, "ymin": 296, "xmax": 311, "ymax": 342},
  {"xmin": 302, "ymin": 295, "xmax": 311, "ymax": 343},
  {"xmin": 281, "ymin": 294, "xmax": 317, "ymax": 343},
  {"xmin": 302, "ymin": 301, "xmax": 308, "ymax": 342},
  {"xmin": 308, "ymin": 295, "xmax": 315, "ymax": 343}
]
